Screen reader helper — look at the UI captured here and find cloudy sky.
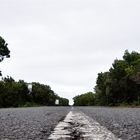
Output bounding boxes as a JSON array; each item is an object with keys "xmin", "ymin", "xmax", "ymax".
[{"xmin": 0, "ymin": 0, "xmax": 140, "ymax": 104}]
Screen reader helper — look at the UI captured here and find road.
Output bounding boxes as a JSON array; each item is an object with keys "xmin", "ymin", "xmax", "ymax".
[
  {"xmin": 0, "ymin": 107, "xmax": 70, "ymax": 140},
  {"xmin": 76, "ymin": 107, "xmax": 140, "ymax": 140},
  {"xmin": 0, "ymin": 107, "xmax": 140, "ymax": 140}
]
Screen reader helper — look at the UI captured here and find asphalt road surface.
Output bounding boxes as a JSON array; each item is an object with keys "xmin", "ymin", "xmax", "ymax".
[
  {"xmin": 76, "ymin": 107, "xmax": 140, "ymax": 140},
  {"xmin": 0, "ymin": 107, "xmax": 71, "ymax": 140},
  {"xmin": 0, "ymin": 107, "xmax": 140, "ymax": 140}
]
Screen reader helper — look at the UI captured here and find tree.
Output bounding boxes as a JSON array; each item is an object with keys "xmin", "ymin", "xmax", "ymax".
[
  {"xmin": 0, "ymin": 36, "xmax": 10, "ymax": 75},
  {"xmin": 58, "ymin": 97, "xmax": 69, "ymax": 106},
  {"xmin": 94, "ymin": 50, "xmax": 140, "ymax": 106},
  {"xmin": 0, "ymin": 77, "xmax": 69, "ymax": 107},
  {"xmin": 94, "ymin": 72, "xmax": 109, "ymax": 105},
  {"xmin": 73, "ymin": 92, "xmax": 95, "ymax": 106}
]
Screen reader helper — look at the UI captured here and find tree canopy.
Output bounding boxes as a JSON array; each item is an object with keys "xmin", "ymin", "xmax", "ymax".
[
  {"xmin": 94, "ymin": 50, "xmax": 140, "ymax": 106},
  {"xmin": 0, "ymin": 76, "xmax": 69, "ymax": 107},
  {"xmin": 73, "ymin": 50, "xmax": 140, "ymax": 106},
  {"xmin": 73, "ymin": 92, "xmax": 95, "ymax": 106},
  {"xmin": 0, "ymin": 36, "xmax": 10, "ymax": 75}
]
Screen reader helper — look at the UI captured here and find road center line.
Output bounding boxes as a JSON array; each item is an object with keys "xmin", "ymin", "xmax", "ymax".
[{"xmin": 48, "ymin": 110, "xmax": 121, "ymax": 140}]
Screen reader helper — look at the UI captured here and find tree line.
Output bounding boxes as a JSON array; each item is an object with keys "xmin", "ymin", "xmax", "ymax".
[
  {"xmin": 73, "ymin": 92, "xmax": 95, "ymax": 106},
  {"xmin": 73, "ymin": 50, "xmax": 140, "ymax": 106},
  {"xmin": 0, "ymin": 76, "xmax": 69, "ymax": 107},
  {"xmin": 0, "ymin": 36, "xmax": 69, "ymax": 107},
  {"xmin": 1, "ymin": 36, "xmax": 140, "ymax": 107}
]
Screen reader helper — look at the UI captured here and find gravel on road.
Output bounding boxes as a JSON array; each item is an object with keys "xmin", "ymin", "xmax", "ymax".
[
  {"xmin": 0, "ymin": 107, "xmax": 71, "ymax": 140},
  {"xmin": 75, "ymin": 107, "xmax": 140, "ymax": 140}
]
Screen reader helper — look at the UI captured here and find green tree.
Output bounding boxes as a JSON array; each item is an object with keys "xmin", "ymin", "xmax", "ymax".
[
  {"xmin": 0, "ymin": 77, "xmax": 69, "ymax": 107},
  {"xmin": 58, "ymin": 97, "xmax": 69, "ymax": 106},
  {"xmin": 73, "ymin": 92, "xmax": 95, "ymax": 106},
  {"xmin": 94, "ymin": 50, "xmax": 140, "ymax": 106},
  {"xmin": 31, "ymin": 82, "xmax": 56, "ymax": 106},
  {"xmin": 0, "ymin": 36, "xmax": 10, "ymax": 75}
]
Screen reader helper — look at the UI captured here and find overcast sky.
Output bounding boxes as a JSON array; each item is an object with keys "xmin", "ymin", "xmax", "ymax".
[{"xmin": 0, "ymin": 0, "xmax": 140, "ymax": 104}]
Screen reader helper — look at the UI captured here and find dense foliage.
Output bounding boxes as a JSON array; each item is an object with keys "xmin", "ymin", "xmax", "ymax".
[
  {"xmin": 0, "ymin": 36, "xmax": 10, "ymax": 76},
  {"xmin": 0, "ymin": 76, "xmax": 69, "ymax": 107},
  {"xmin": 57, "ymin": 97, "xmax": 69, "ymax": 106},
  {"xmin": 73, "ymin": 92, "xmax": 95, "ymax": 106},
  {"xmin": 73, "ymin": 50, "xmax": 140, "ymax": 106}
]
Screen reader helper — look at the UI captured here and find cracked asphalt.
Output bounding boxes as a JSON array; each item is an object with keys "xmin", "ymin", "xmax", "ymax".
[{"xmin": 48, "ymin": 110, "xmax": 119, "ymax": 140}]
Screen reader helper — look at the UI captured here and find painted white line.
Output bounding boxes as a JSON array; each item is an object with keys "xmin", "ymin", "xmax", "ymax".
[{"xmin": 48, "ymin": 111, "xmax": 121, "ymax": 140}]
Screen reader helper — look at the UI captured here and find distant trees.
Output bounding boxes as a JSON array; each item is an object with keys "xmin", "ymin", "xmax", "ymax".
[
  {"xmin": 73, "ymin": 92, "xmax": 95, "ymax": 106},
  {"xmin": 73, "ymin": 50, "xmax": 140, "ymax": 106},
  {"xmin": 31, "ymin": 82, "xmax": 56, "ymax": 106},
  {"xmin": 0, "ymin": 36, "xmax": 69, "ymax": 108},
  {"xmin": 0, "ymin": 77, "xmax": 29, "ymax": 107},
  {"xmin": 0, "ymin": 76, "xmax": 69, "ymax": 108},
  {"xmin": 0, "ymin": 36, "xmax": 10, "ymax": 76},
  {"xmin": 30, "ymin": 82, "xmax": 69, "ymax": 106},
  {"xmin": 57, "ymin": 97, "xmax": 69, "ymax": 106}
]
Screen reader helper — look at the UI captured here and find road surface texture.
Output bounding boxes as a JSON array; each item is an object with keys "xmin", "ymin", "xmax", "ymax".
[
  {"xmin": 48, "ymin": 109, "xmax": 120, "ymax": 140},
  {"xmin": 76, "ymin": 107, "xmax": 140, "ymax": 140},
  {"xmin": 0, "ymin": 107, "xmax": 140, "ymax": 140},
  {"xmin": 0, "ymin": 107, "xmax": 70, "ymax": 140}
]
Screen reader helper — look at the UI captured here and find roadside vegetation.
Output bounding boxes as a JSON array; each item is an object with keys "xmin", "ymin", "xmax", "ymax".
[
  {"xmin": 73, "ymin": 92, "xmax": 95, "ymax": 106},
  {"xmin": 0, "ymin": 36, "xmax": 69, "ymax": 107},
  {"xmin": 73, "ymin": 50, "xmax": 140, "ymax": 106},
  {"xmin": 1, "ymin": 36, "xmax": 140, "ymax": 107},
  {"xmin": 0, "ymin": 77, "xmax": 69, "ymax": 107}
]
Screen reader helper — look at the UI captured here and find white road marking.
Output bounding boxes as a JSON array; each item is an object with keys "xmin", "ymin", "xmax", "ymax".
[{"xmin": 48, "ymin": 110, "xmax": 121, "ymax": 140}]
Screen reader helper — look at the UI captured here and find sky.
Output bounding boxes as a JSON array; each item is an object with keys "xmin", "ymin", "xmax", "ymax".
[{"xmin": 0, "ymin": 0, "xmax": 140, "ymax": 105}]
